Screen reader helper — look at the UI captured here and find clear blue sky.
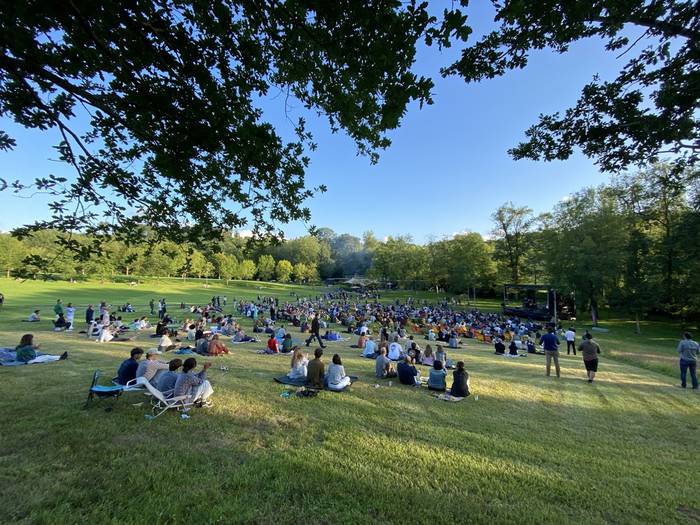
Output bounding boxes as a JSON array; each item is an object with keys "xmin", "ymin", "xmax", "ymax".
[{"xmin": 0, "ymin": 4, "xmax": 627, "ymax": 242}]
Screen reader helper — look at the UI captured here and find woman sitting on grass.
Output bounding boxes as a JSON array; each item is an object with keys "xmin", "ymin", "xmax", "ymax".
[
  {"xmin": 15, "ymin": 334, "xmax": 67, "ymax": 363},
  {"xmin": 435, "ymin": 345, "xmax": 449, "ymax": 366},
  {"xmin": 450, "ymin": 361, "xmax": 470, "ymax": 398},
  {"xmin": 288, "ymin": 347, "xmax": 309, "ymax": 380},
  {"xmin": 326, "ymin": 354, "xmax": 351, "ymax": 391},
  {"xmin": 422, "ymin": 345, "xmax": 435, "ymax": 366},
  {"xmin": 427, "ymin": 360, "xmax": 447, "ymax": 392},
  {"xmin": 281, "ymin": 333, "xmax": 294, "ymax": 353},
  {"xmin": 355, "ymin": 332, "xmax": 368, "ymax": 349}
]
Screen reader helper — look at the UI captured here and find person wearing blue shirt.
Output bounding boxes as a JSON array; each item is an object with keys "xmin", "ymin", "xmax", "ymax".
[
  {"xmin": 116, "ymin": 347, "xmax": 144, "ymax": 385},
  {"xmin": 541, "ymin": 328, "xmax": 561, "ymax": 377}
]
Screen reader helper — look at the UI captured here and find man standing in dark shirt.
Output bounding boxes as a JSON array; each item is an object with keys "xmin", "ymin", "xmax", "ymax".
[
  {"xmin": 541, "ymin": 328, "xmax": 561, "ymax": 378},
  {"xmin": 85, "ymin": 304, "xmax": 95, "ymax": 328},
  {"xmin": 305, "ymin": 314, "xmax": 326, "ymax": 348}
]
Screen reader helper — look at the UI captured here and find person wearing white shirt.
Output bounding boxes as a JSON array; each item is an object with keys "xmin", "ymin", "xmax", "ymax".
[
  {"xmin": 64, "ymin": 304, "xmax": 75, "ymax": 331},
  {"xmin": 565, "ymin": 328, "xmax": 576, "ymax": 355},
  {"xmin": 388, "ymin": 337, "xmax": 402, "ymax": 361},
  {"xmin": 362, "ymin": 337, "xmax": 378, "ymax": 358},
  {"xmin": 136, "ymin": 349, "xmax": 170, "ymax": 385},
  {"xmin": 326, "ymin": 354, "xmax": 351, "ymax": 391},
  {"xmin": 288, "ymin": 348, "xmax": 309, "ymax": 380},
  {"xmin": 359, "ymin": 324, "xmax": 368, "ymax": 335}
]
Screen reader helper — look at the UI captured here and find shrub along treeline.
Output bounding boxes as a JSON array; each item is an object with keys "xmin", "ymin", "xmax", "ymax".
[{"xmin": 1, "ymin": 164, "xmax": 698, "ymax": 321}]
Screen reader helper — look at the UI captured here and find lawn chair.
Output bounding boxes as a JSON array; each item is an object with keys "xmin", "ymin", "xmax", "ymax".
[
  {"xmin": 126, "ymin": 376, "xmax": 196, "ymax": 419},
  {"xmin": 84, "ymin": 369, "xmax": 124, "ymax": 411}
]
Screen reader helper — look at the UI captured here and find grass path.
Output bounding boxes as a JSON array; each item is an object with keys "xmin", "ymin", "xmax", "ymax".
[{"xmin": 0, "ymin": 279, "xmax": 698, "ymax": 524}]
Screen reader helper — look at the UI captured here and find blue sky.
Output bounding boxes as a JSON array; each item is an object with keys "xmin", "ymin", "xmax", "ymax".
[{"xmin": 0, "ymin": 4, "xmax": 628, "ymax": 242}]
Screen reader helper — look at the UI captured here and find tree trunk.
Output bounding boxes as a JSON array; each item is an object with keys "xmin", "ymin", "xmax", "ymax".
[
  {"xmin": 635, "ymin": 312, "xmax": 641, "ymax": 335},
  {"xmin": 590, "ymin": 298, "xmax": 599, "ymax": 327}
]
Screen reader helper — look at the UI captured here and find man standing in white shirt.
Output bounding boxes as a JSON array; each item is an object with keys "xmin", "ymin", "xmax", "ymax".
[
  {"xmin": 64, "ymin": 303, "xmax": 75, "ymax": 331},
  {"xmin": 565, "ymin": 327, "xmax": 576, "ymax": 355}
]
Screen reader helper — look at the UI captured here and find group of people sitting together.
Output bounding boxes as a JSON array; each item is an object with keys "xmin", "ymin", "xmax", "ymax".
[
  {"xmin": 114, "ymin": 347, "xmax": 214, "ymax": 404},
  {"xmin": 287, "ymin": 347, "xmax": 353, "ymax": 391}
]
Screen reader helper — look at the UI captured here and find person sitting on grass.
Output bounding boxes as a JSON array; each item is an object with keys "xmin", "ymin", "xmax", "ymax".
[
  {"xmin": 207, "ymin": 334, "xmax": 230, "ymax": 356},
  {"xmin": 407, "ymin": 341, "xmax": 422, "ymax": 364},
  {"xmin": 281, "ymin": 333, "xmax": 294, "ymax": 353},
  {"xmin": 264, "ymin": 333, "xmax": 279, "ymax": 354},
  {"xmin": 493, "ymin": 338, "xmax": 506, "ymax": 355},
  {"xmin": 116, "ymin": 347, "xmax": 144, "ymax": 385},
  {"xmin": 174, "ymin": 357, "xmax": 213, "ymax": 404},
  {"xmin": 362, "ymin": 336, "xmax": 378, "ymax": 358},
  {"xmin": 427, "ymin": 360, "xmax": 448, "ymax": 391},
  {"xmin": 158, "ymin": 331, "xmax": 178, "ymax": 353},
  {"xmin": 288, "ymin": 348, "xmax": 309, "ymax": 380},
  {"xmin": 397, "ymin": 355, "xmax": 421, "ymax": 387},
  {"xmin": 136, "ymin": 348, "xmax": 170, "ymax": 385},
  {"xmin": 15, "ymin": 334, "xmax": 68, "ymax": 363},
  {"xmin": 435, "ymin": 345, "xmax": 450, "ymax": 367},
  {"xmin": 508, "ymin": 340, "xmax": 520, "ymax": 356},
  {"xmin": 450, "ymin": 361, "xmax": 471, "ymax": 398},
  {"xmin": 156, "ymin": 358, "xmax": 183, "ymax": 395},
  {"xmin": 326, "ymin": 354, "xmax": 351, "ymax": 391},
  {"xmin": 305, "ymin": 347, "xmax": 325, "ymax": 389},
  {"xmin": 388, "ymin": 336, "xmax": 403, "ymax": 361},
  {"xmin": 375, "ymin": 347, "xmax": 397, "ymax": 379},
  {"xmin": 422, "ymin": 345, "xmax": 435, "ymax": 367},
  {"xmin": 53, "ymin": 313, "xmax": 71, "ymax": 331},
  {"xmin": 355, "ymin": 332, "xmax": 368, "ymax": 349},
  {"xmin": 24, "ymin": 310, "xmax": 41, "ymax": 322},
  {"xmin": 186, "ymin": 324, "xmax": 197, "ymax": 341},
  {"xmin": 448, "ymin": 331, "xmax": 460, "ymax": 349}
]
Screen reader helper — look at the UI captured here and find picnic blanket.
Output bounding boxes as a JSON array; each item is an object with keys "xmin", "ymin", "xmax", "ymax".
[
  {"xmin": 273, "ymin": 375, "xmax": 359, "ymax": 391},
  {"xmin": 432, "ymin": 393, "xmax": 466, "ymax": 402}
]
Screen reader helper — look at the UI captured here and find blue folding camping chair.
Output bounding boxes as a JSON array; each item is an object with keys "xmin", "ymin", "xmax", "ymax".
[{"xmin": 84, "ymin": 369, "xmax": 124, "ymax": 411}]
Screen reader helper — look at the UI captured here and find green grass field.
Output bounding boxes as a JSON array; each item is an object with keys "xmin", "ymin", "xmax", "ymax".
[{"xmin": 0, "ymin": 278, "xmax": 698, "ymax": 524}]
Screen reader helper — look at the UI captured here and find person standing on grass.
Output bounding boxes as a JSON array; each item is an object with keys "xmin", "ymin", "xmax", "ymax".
[
  {"xmin": 541, "ymin": 327, "xmax": 561, "ymax": 378},
  {"xmin": 305, "ymin": 313, "xmax": 326, "ymax": 349},
  {"xmin": 565, "ymin": 327, "xmax": 576, "ymax": 355},
  {"xmin": 64, "ymin": 303, "xmax": 75, "ymax": 331},
  {"xmin": 578, "ymin": 333, "xmax": 601, "ymax": 383},
  {"xmin": 149, "ymin": 299, "xmax": 155, "ymax": 315},
  {"xmin": 53, "ymin": 299, "xmax": 64, "ymax": 319},
  {"xmin": 677, "ymin": 332, "xmax": 699, "ymax": 389}
]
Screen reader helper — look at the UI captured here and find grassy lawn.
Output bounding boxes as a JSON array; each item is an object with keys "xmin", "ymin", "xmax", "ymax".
[{"xmin": 0, "ymin": 278, "xmax": 698, "ymax": 524}]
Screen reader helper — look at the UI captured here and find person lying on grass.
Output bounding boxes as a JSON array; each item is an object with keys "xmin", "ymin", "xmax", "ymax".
[
  {"xmin": 375, "ymin": 347, "xmax": 397, "ymax": 379},
  {"xmin": 305, "ymin": 347, "xmax": 325, "ymax": 389},
  {"xmin": 174, "ymin": 357, "xmax": 213, "ymax": 404},
  {"xmin": 450, "ymin": 361, "xmax": 470, "ymax": 398},
  {"xmin": 427, "ymin": 360, "xmax": 447, "ymax": 392},
  {"xmin": 136, "ymin": 348, "xmax": 170, "ymax": 385},
  {"xmin": 15, "ymin": 333, "xmax": 68, "ymax": 363},
  {"xmin": 156, "ymin": 358, "xmax": 183, "ymax": 396},
  {"xmin": 397, "ymin": 355, "xmax": 421, "ymax": 387},
  {"xmin": 288, "ymin": 348, "xmax": 309, "ymax": 380},
  {"xmin": 116, "ymin": 348, "xmax": 144, "ymax": 385},
  {"xmin": 326, "ymin": 354, "xmax": 351, "ymax": 391}
]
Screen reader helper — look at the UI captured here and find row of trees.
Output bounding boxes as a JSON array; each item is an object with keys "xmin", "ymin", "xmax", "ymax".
[{"xmin": 2, "ymin": 164, "xmax": 698, "ymax": 321}]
